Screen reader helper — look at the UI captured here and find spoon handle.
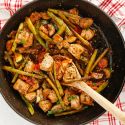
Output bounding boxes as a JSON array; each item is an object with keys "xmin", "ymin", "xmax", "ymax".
[{"xmin": 73, "ymin": 81, "xmax": 125, "ymax": 125}]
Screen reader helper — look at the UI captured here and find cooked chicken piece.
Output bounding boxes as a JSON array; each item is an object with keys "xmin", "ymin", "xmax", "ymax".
[
  {"xmin": 79, "ymin": 18, "xmax": 93, "ymax": 29},
  {"xmin": 40, "ymin": 53, "xmax": 54, "ymax": 71},
  {"xmin": 39, "ymin": 25, "xmax": 49, "ymax": 35},
  {"xmin": 15, "ymin": 30, "xmax": 33, "ymax": 48},
  {"xmin": 81, "ymin": 29, "xmax": 95, "ymax": 40},
  {"xmin": 68, "ymin": 44, "xmax": 84, "ymax": 59},
  {"xmin": 53, "ymin": 34, "xmax": 63, "ymax": 43},
  {"xmin": 65, "ymin": 36, "xmax": 77, "ymax": 43},
  {"xmin": 30, "ymin": 12, "xmax": 50, "ymax": 24},
  {"xmin": 51, "ymin": 104, "xmax": 63, "ymax": 113},
  {"xmin": 6, "ymin": 40, "xmax": 13, "ymax": 51},
  {"xmin": 39, "ymin": 100, "xmax": 52, "ymax": 112},
  {"xmin": 25, "ymin": 92, "xmax": 36, "ymax": 102},
  {"xmin": 63, "ymin": 89, "xmax": 75, "ymax": 106},
  {"xmin": 69, "ymin": 8, "xmax": 79, "ymax": 15},
  {"xmin": 28, "ymin": 80, "xmax": 39, "ymax": 92},
  {"xmin": 63, "ymin": 63, "xmax": 81, "ymax": 82},
  {"xmin": 91, "ymin": 72, "xmax": 103, "ymax": 79},
  {"xmin": 57, "ymin": 36, "xmax": 77, "ymax": 49},
  {"xmin": 70, "ymin": 95, "xmax": 81, "ymax": 110},
  {"xmin": 53, "ymin": 55, "xmax": 72, "ymax": 80},
  {"xmin": 43, "ymin": 88, "xmax": 58, "ymax": 103},
  {"xmin": 36, "ymin": 89, "xmax": 44, "ymax": 103},
  {"xmin": 48, "ymin": 90, "xmax": 58, "ymax": 103},
  {"xmin": 24, "ymin": 61, "xmax": 35, "ymax": 73},
  {"xmin": 43, "ymin": 88, "xmax": 51, "ymax": 99},
  {"xmin": 48, "ymin": 24, "xmax": 55, "ymax": 36},
  {"xmin": 98, "ymin": 58, "xmax": 108, "ymax": 69},
  {"xmin": 13, "ymin": 79, "xmax": 30, "ymax": 95},
  {"xmin": 80, "ymin": 92, "xmax": 93, "ymax": 105},
  {"xmin": 57, "ymin": 40, "xmax": 70, "ymax": 49},
  {"xmin": 40, "ymin": 12, "xmax": 50, "ymax": 20}
]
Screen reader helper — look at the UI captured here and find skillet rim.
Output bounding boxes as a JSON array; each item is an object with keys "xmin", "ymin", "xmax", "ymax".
[{"xmin": 0, "ymin": 0, "xmax": 125, "ymax": 125}]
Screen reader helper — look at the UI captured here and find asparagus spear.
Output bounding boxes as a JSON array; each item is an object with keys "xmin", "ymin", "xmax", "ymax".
[
  {"xmin": 2, "ymin": 66, "xmax": 45, "ymax": 79},
  {"xmin": 90, "ymin": 48, "xmax": 109, "ymax": 72},
  {"xmin": 96, "ymin": 81, "xmax": 108, "ymax": 93},
  {"xmin": 12, "ymin": 23, "xmax": 24, "ymax": 52},
  {"xmin": 57, "ymin": 11, "xmax": 76, "ymax": 28},
  {"xmin": 56, "ymin": 24, "xmax": 66, "ymax": 35},
  {"xmin": 70, "ymin": 27, "xmax": 92, "ymax": 50},
  {"xmin": 25, "ymin": 17, "xmax": 47, "ymax": 49},
  {"xmin": 47, "ymin": 11, "xmax": 73, "ymax": 36},
  {"xmin": 39, "ymin": 30, "xmax": 52, "ymax": 43},
  {"xmin": 11, "ymin": 57, "xmax": 28, "ymax": 83},
  {"xmin": 85, "ymin": 49, "xmax": 98, "ymax": 76},
  {"xmin": 46, "ymin": 77, "xmax": 65, "ymax": 108},
  {"xmin": 21, "ymin": 95, "xmax": 34, "ymax": 115},
  {"xmin": 53, "ymin": 62, "xmax": 64, "ymax": 96},
  {"xmin": 5, "ymin": 51, "xmax": 14, "ymax": 68}
]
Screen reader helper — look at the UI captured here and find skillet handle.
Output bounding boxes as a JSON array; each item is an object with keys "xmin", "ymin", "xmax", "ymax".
[{"xmin": 73, "ymin": 81, "xmax": 125, "ymax": 125}]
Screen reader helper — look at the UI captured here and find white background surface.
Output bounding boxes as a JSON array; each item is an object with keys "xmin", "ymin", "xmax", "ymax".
[{"xmin": 0, "ymin": 29, "xmax": 125, "ymax": 125}]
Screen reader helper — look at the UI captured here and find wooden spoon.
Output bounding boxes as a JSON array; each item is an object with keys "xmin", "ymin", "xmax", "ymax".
[{"xmin": 63, "ymin": 81, "xmax": 125, "ymax": 124}]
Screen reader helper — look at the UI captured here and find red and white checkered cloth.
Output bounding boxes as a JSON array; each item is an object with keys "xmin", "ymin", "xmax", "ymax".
[{"xmin": 0, "ymin": 0, "xmax": 125, "ymax": 125}]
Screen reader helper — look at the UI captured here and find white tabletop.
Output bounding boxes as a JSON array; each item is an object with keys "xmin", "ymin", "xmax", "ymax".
[{"xmin": 0, "ymin": 31, "xmax": 125, "ymax": 125}]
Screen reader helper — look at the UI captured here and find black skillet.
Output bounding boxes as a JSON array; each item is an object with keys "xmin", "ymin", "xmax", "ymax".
[{"xmin": 0, "ymin": 0, "xmax": 125, "ymax": 125}]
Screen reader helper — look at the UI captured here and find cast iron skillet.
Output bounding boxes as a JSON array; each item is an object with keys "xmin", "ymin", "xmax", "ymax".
[{"xmin": 0, "ymin": 0, "xmax": 125, "ymax": 125}]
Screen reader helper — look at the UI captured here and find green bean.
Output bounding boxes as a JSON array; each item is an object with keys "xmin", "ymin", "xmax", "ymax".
[
  {"xmin": 53, "ymin": 62, "xmax": 64, "ymax": 96},
  {"xmin": 70, "ymin": 27, "xmax": 92, "ymax": 50},
  {"xmin": 46, "ymin": 77, "xmax": 65, "ymax": 108},
  {"xmin": 21, "ymin": 95, "xmax": 34, "ymax": 115},
  {"xmin": 48, "ymin": 8, "xmax": 80, "ymax": 19},
  {"xmin": 90, "ymin": 48, "xmax": 109, "ymax": 72},
  {"xmin": 75, "ymin": 61, "xmax": 84, "ymax": 76},
  {"xmin": 25, "ymin": 17, "xmax": 47, "ymax": 49},
  {"xmin": 56, "ymin": 24, "xmax": 66, "ymax": 35},
  {"xmin": 55, "ymin": 107, "xmax": 83, "ymax": 116},
  {"xmin": 57, "ymin": 11, "xmax": 76, "ymax": 28},
  {"xmin": 12, "ymin": 23, "xmax": 24, "ymax": 52},
  {"xmin": 85, "ymin": 49, "xmax": 98, "ymax": 77},
  {"xmin": 5, "ymin": 51, "xmax": 14, "ymax": 68},
  {"xmin": 11, "ymin": 57, "xmax": 28, "ymax": 83},
  {"xmin": 2, "ymin": 66, "xmax": 45, "ymax": 79},
  {"xmin": 96, "ymin": 81, "xmax": 108, "ymax": 93},
  {"xmin": 47, "ymin": 11, "xmax": 72, "ymax": 36},
  {"xmin": 48, "ymin": 71, "xmax": 55, "ymax": 83},
  {"xmin": 39, "ymin": 31, "xmax": 52, "ymax": 43}
]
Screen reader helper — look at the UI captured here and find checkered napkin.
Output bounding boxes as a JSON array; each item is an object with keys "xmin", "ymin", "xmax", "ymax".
[{"xmin": 0, "ymin": 0, "xmax": 125, "ymax": 125}]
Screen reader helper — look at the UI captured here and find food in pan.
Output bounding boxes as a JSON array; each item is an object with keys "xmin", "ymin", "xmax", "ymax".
[{"xmin": 2, "ymin": 8, "xmax": 111, "ymax": 116}]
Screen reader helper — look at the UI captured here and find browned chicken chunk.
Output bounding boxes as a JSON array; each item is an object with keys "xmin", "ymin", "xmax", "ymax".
[
  {"xmin": 81, "ymin": 29, "xmax": 95, "ymax": 40},
  {"xmin": 68, "ymin": 44, "xmax": 84, "ymax": 60},
  {"xmin": 13, "ymin": 79, "xmax": 30, "ymax": 95},
  {"xmin": 25, "ymin": 92, "xmax": 36, "ymax": 102},
  {"xmin": 39, "ymin": 100, "xmax": 52, "ymax": 112},
  {"xmin": 79, "ymin": 18, "xmax": 93, "ymax": 29}
]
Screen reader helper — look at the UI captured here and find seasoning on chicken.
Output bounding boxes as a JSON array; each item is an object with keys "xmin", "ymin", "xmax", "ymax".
[
  {"xmin": 24, "ymin": 61, "xmax": 35, "ymax": 73},
  {"xmin": 80, "ymin": 92, "xmax": 93, "ymax": 105},
  {"xmin": 40, "ymin": 53, "xmax": 54, "ymax": 71},
  {"xmin": 25, "ymin": 92, "xmax": 36, "ymax": 102},
  {"xmin": 79, "ymin": 18, "xmax": 93, "ymax": 29},
  {"xmin": 63, "ymin": 63, "xmax": 81, "ymax": 82},
  {"xmin": 39, "ymin": 100, "xmax": 52, "ymax": 112},
  {"xmin": 68, "ymin": 44, "xmax": 84, "ymax": 59},
  {"xmin": 91, "ymin": 72, "xmax": 103, "ymax": 79},
  {"xmin": 28, "ymin": 80, "xmax": 39, "ymax": 92},
  {"xmin": 13, "ymin": 79, "xmax": 30, "ymax": 95},
  {"xmin": 70, "ymin": 95, "xmax": 81, "ymax": 110},
  {"xmin": 81, "ymin": 29, "xmax": 95, "ymax": 40}
]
